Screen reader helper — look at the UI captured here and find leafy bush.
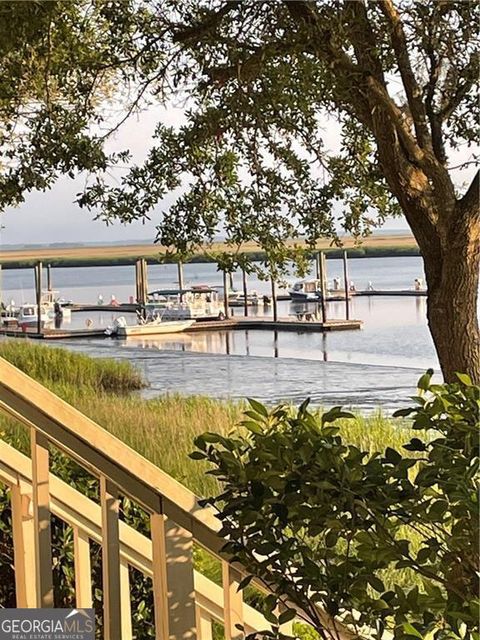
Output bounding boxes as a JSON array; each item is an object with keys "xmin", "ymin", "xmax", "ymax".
[{"xmin": 193, "ymin": 371, "xmax": 480, "ymax": 640}]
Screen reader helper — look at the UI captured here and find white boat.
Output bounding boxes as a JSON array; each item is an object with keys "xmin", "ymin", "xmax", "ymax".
[
  {"xmin": 146, "ymin": 286, "xmax": 226, "ymax": 320},
  {"xmin": 16, "ymin": 303, "xmax": 51, "ymax": 327},
  {"xmin": 213, "ymin": 286, "xmax": 260, "ymax": 307},
  {"xmin": 289, "ymin": 279, "xmax": 323, "ymax": 301},
  {"xmin": 106, "ymin": 315, "xmax": 195, "ymax": 337},
  {"xmin": 41, "ymin": 290, "xmax": 72, "ymax": 320}
]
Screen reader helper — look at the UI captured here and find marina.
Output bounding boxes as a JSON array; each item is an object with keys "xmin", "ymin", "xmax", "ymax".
[{"xmin": 0, "ymin": 254, "xmax": 442, "ymax": 409}]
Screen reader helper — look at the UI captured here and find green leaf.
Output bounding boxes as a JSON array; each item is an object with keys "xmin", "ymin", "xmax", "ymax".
[
  {"xmin": 237, "ymin": 574, "xmax": 254, "ymax": 591},
  {"xmin": 402, "ymin": 623, "xmax": 424, "ymax": 639},
  {"xmin": 189, "ymin": 451, "xmax": 207, "ymax": 460},
  {"xmin": 403, "ymin": 438, "xmax": 426, "ymax": 452},
  {"xmin": 417, "ymin": 370, "xmax": 433, "ymax": 391},
  {"xmin": 325, "ymin": 530, "xmax": 338, "ymax": 547},
  {"xmin": 393, "ymin": 408, "xmax": 415, "ymax": 417},
  {"xmin": 385, "ymin": 447, "xmax": 402, "ymax": 465},
  {"xmin": 278, "ymin": 608, "xmax": 297, "ymax": 624},
  {"xmin": 247, "ymin": 398, "xmax": 269, "ymax": 417},
  {"xmin": 456, "ymin": 372, "xmax": 473, "ymax": 386},
  {"xmin": 368, "ymin": 575, "xmax": 385, "ymax": 593},
  {"xmin": 242, "ymin": 420, "xmax": 264, "ymax": 435}
]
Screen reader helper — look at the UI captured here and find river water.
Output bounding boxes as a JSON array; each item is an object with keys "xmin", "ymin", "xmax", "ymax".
[{"xmin": 1, "ymin": 256, "xmax": 443, "ymax": 410}]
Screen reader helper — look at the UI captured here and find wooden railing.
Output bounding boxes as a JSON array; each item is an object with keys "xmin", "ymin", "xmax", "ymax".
[{"xmin": 0, "ymin": 356, "xmax": 289, "ymax": 639}]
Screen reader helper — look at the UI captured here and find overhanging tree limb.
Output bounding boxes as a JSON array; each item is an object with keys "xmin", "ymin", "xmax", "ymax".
[{"xmin": 378, "ymin": 0, "xmax": 433, "ymax": 151}]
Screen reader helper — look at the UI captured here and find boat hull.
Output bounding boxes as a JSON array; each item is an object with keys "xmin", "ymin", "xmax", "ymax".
[
  {"xmin": 289, "ymin": 291, "xmax": 322, "ymax": 301},
  {"xmin": 116, "ymin": 319, "xmax": 195, "ymax": 337}
]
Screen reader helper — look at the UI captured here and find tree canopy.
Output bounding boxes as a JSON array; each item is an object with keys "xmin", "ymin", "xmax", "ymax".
[{"xmin": 1, "ymin": 1, "xmax": 479, "ymax": 380}]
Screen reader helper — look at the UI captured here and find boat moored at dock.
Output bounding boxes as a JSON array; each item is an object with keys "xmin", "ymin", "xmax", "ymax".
[
  {"xmin": 106, "ymin": 315, "xmax": 195, "ymax": 337},
  {"xmin": 145, "ymin": 286, "xmax": 226, "ymax": 320},
  {"xmin": 289, "ymin": 279, "xmax": 324, "ymax": 301}
]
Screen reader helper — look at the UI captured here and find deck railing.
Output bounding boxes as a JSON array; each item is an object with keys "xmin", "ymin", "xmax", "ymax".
[{"xmin": 0, "ymin": 356, "xmax": 289, "ymax": 639}]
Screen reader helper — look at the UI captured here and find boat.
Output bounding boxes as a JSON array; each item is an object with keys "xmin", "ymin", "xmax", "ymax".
[
  {"xmin": 289, "ymin": 279, "xmax": 323, "ymax": 301},
  {"xmin": 145, "ymin": 286, "xmax": 226, "ymax": 320},
  {"xmin": 16, "ymin": 303, "xmax": 51, "ymax": 327},
  {"xmin": 106, "ymin": 315, "xmax": 195, "ymax": 337},
  {"xmin": 41, "ymin": 290, "xmax": 72, "ymax": 320},
  {"xmin": 213, "ymin": 286, "xmax": 260, "ymax": 307}
]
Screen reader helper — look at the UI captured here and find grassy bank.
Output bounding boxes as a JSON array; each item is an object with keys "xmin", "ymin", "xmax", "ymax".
[{"xmin": 0, "ymin": 245, "xmax": 420, "ymax": 269}]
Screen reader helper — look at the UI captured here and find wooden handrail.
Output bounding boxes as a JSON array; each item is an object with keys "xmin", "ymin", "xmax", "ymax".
[
  {"xmin": 0, "ymin": 357, "xmax": 221, "ymax": 550},
  {"xmin": 0, "ymin": 440, "xmax": 270, "ymax": 637},
  {"xmin": 0, "ymin": 356, "xmax": 341, "ymax": 639}
]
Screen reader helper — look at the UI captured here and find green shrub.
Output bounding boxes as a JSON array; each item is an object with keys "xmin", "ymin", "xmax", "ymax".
[{"xmin": 193, "ymin": 372, "xmax": 480, "ymax": 639}]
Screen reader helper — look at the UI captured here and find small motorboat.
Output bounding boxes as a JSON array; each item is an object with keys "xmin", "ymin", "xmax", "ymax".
[
  {"xmin": 105, "ymin": 315, "xmax": 195, "ymax": 337},
  {"xmin": 289, "ymin": 279, "xmax": 323, "ymax": 301},
  {"xmin": 213, "ymin": 286, "xmax": 260, "ymax": 307},
  {"xmin": 17, "ymin": 303, "xmax": 51, "ymax": 327}
]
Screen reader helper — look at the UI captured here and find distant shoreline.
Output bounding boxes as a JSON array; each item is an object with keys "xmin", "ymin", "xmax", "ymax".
[{"xmin": 0, "ymin": 235, "xmax": 419, "ymax": 269}]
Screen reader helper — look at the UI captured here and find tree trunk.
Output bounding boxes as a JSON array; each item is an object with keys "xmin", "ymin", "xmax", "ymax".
[{"xmin": 423, "ymin": 218, "xmax": 480, "ymax": 384}]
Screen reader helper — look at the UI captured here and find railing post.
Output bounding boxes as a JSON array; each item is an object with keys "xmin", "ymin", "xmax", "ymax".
[
  {"xmin": 222, "ymin": 561, "xmax": 244, "ymax": 640},
  {"xmin": 120, "ymin": 558, "xmax": 133, "ymax": 640},
  {"xmin": 196, "ymin": 606, "xmax": 213, "ymax": 640},
  {"xmin": 73, "ymin": 527, "xmax": 92, "ymax": 609},
  {"xmin": 100, "ymin": 476, "xmax": 122, "ymax": 640},
  {"xmin": 151, "ymin": 512, "xmax": 169, "ymax": 640},
  {"xmin": 10, "ymin": 481, "xmax": 37, "ymax": 607},
  {"xmin": 31, "ymin": 429, "xmax": 53, "ymax": 607},
  {"xmin": 166, "ymin": 518, "xmax": 197, "ymax": 639}
]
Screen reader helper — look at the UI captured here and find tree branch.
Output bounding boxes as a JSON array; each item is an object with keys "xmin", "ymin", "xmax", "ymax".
[
  {"xmin": 439, "ymin": 52, "xmax": 479, "ymax": 121},
  {"xmin": 172, "ymin": 1, "xmax": 241, "ymax": 44},
  {"xmin": 423, "ymin": 10, "xmax": 447, "ymax": 164},
  {"xmin": 378, "ymin": 0, "xmax": 432, "ymax": 151},
  {"xmin": 365, "ymin": 75, "xmax": 425, "ymax": 166},
  {"xmin": 457, "ymin": 169, "xmax": 480, "ymax": 223}
]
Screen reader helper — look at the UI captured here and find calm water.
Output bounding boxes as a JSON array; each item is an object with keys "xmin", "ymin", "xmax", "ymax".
[{"xmin": 0, "ymin": 256, "xmax": 443, "ymax": 410}]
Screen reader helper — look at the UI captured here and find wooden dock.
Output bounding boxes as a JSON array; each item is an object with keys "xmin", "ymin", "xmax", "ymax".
[
  {"xmin": 189, "ymin": 317, "xmax": 362, "ymax": 332},
  {"xmin": 0, "ymin": 316, "xmax": 362, "ymax": 340}
]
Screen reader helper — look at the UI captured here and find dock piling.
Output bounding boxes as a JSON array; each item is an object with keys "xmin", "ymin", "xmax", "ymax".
[
  {"xmin": 343, "ymin": 250, "xmax": 350, "ymax": 320},
  {"xmin": 135, "ymin": 259, "xmax": 148, "ymax": 318},
  {"xmin": 270, "ymin": 277, "xmax": 278, "ymax": 323},
  {"xmin": 315, "ymin": 252, "xmax": 321, "ymax": 281},
  {"xmin": 177, "ymin": 261, "xmax": 184, "ymax": 291},
  {"xmin": 141, "ymin": 259, "xmax": 148, "ymax": 317},
  {"xmin": 318, "ymin": 252, "xmax": 327, "ymax": 323},
  {"xmin": 34, "ymin": 262, "xmax": 43, "ymax": 335},
  {"xmin": 242, "ymin": 269, "xmax": 248, "ymax": 317},
  {"xmin": 222, "ymin": 271, "xmax": 230, "ymax": 319},
  {"xmin": 47, "ymin": 264, "xmax": 52, "ymax": 291}
]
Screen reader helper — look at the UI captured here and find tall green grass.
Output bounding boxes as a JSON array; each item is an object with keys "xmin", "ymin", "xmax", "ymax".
[{"xmin": 0, "ymin": 340, "xmax": 145, "ymax": 393}]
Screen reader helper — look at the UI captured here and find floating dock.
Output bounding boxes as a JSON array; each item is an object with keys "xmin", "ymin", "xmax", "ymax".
[{"xmin": 0, "ymin": 316, "xmax": 362, "ymax": 340}]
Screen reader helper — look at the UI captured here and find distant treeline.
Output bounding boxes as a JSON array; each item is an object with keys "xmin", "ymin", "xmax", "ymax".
[{"xmin": 0, "ymin": 244, "xmax": 419, "ymax": 270}]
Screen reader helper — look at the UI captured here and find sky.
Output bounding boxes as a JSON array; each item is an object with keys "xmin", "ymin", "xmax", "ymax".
[{"xmin": 1, "ymin": 101, "xmax": 474, "ymax": 247}]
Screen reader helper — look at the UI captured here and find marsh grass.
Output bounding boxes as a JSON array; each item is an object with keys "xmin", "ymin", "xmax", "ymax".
[{"xmin": 0, "ymin": 340, "xmax": 145, "ymax": 393}]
